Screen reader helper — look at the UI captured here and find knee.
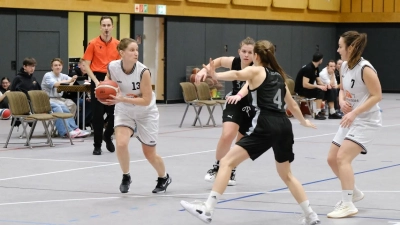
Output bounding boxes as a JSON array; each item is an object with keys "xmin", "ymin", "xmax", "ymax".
[
  {"xmin": 277, "ymin": 169, "xmax": 292, "ymax": 183},
  {"xmin": 219, "ymin": 157, "xmax": 235, "ymax": 170},
  {"xmin": 220, "ymin": 130, "xmax": 237, "ymax": 143},
  {"xmin": 336, "ymin": 153, "xmax": 347, "ymax": 166},
  {"xmin": 143, "ymin": 147, "xmax": 156, "ymax": 160},
  {"xmin": 327, "ymin": 154, "xmax": 337, "ymax": 167},
  {"xmin": 115, "ymin": 137, "xmax": 128, "ymax": 150},
  {"xmin": 52, "ymin": 105, "xmax": 62, "ymax": 112}
]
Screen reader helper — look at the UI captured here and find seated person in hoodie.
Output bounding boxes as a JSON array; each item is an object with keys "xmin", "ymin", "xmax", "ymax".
[
  {"xmin": 10, "ymin": 58, "xmax": 41, "ymax": 93},
  {"xmin": 9, "ymin": 58, "xmax": 42, "ymax": 127},
  {"xmin": 41, "ymin": 58, "xmax": 90, "ymax": 138}
]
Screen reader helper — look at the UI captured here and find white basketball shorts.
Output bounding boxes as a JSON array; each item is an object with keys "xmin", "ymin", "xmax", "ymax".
[{"xmin": 332, "ymin": 110, "xmax": 382, "ymax": 154}]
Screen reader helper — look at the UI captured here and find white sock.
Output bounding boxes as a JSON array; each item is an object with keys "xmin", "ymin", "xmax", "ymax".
[
  {"xmin": 330, "ymin": 108, "xmax": 336, "ymax": 114},
  {"xmin": 342, "ymin": 190, "xmax": 353, "ymax": 203},
  {"xmin": 161, "ymin": 172, "xmax": 167, "ymax": 178},
  {"xmin": 315, "ymin": 109, "xmax": 321, "ymax": 114},
  {"xmin": 299, "ymin": 200, "xmax": 313, "ymax": 215},
  {"xmin": 205, "ymin": 191, "xmax": 221, "ymax": 210}
]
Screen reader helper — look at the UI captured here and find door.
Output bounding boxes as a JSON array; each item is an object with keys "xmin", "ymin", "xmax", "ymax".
[{"xmin": 143, "ymin": 17, "xmax": 165, "ymax": 101}]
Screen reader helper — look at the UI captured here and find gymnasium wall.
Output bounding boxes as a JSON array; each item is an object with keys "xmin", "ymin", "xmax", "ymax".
[
  {"xmin": 165, "ymin": 17, "xmax": 337, "ymax": 102},
  {"xmin": 340, "ymin": 0, "xmax": 400, "ymax": 22},
  {"xmin": 0, "ymin": 0, "xmax": 340, "ymax": 22},
  {"xmin": 337, "ymin": 24, "xmax": 400, "ymax": 92},
  {"xmin": 0, "ymin": 9, "xmax": 68, "ymax": 84}
]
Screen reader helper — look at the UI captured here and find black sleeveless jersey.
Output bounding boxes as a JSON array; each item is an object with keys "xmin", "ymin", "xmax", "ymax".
[
  {"xmin": 230, "ymin": 57, "xmax": 253, "ymax": 95},
  {"xmin": 248, "ymin": 67, "xmax": 286, "ymax": 114}
]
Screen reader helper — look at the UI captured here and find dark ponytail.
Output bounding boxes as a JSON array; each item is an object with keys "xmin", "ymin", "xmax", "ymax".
[
  {"xmin": 254, "ymin": 40, "xmax": 287, "ymax": 82},
  {"xmin": 341, "ymin": 31, "xmax": 367, "ymax": 69}
]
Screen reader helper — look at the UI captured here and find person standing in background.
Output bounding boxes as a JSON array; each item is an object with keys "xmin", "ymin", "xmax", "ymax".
[{"xmin": 82, "ymin": 15, "xmax": 120, "ymax": 155}]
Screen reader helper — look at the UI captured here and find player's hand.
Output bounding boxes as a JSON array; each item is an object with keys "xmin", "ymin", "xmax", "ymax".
[
  {"xmin": 300, "ymin": 119, "xmax": 317, "ymax": 129},
  {"xmin": 105, "ymin": 88, "xmax": 123, "ymax": 105},
  {"xmin": 226, "ymin": 95, "xmax": 241, "ymax": 104},
  {"xmin": 340, "ymin": 111, "xmax": 356, "ymax": 128},
  {"xmin": 195, "ymin": 69, "xmax": 208, "ymax": 84},
  {"xmin": 339, "ymin": 100, "xmax": 353, "ymax": 114},
  {"xmin": 202, "ymin": 58, "xmax": 217, "ymax": 81},
  {"xmin": 318, "ymin": 85, "xmax": 327, "ymax": 91}
]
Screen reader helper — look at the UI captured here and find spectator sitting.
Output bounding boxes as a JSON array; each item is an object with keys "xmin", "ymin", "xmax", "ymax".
[
  {"xmin": 0, "ymin": 77, "xmax": 11, "ymax": 108},
  {"xmin": 334, "ymin": 59, "xmax": 343, "ymax": 85},
  {"xmin": 319, "ymin": 60, "xmax": 341, "ymax": 113},
  {"xmin": 10, "ymin": 58, "xmax": 41, "ymax": 93},
  {"xmin": 10, "ymin": 58, "xmax": 42, "ymax": 127},
  {"xmin": 63, "ymin": 58, "xmax": 92, "ymax": 127},
  {"xmin": 41, "ymin": 58, "xmax": 90, "ymax": 138},
  {"xmin": 294, "ymin": 52, "xmax": 342, "ymax": 120}
]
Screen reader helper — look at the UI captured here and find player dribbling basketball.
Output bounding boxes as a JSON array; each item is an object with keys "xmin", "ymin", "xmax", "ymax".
[{"xmin": 98, "ymin": 38, "xmax": 172, "ymax": 194}]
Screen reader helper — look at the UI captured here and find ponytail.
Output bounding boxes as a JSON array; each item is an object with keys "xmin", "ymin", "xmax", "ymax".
[
  {"xmin": 341, "ymin": 31, "xmax": 367, "ymax": 69},
  {"xmin": 266, "ymin": 50, "xmax": 287, "ymax": 82}
]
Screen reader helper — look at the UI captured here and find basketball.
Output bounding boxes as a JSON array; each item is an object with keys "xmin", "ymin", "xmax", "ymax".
[
  {"xmin": 0, "ymin": 108, "xmax": 11, "ymax": 120},
  {"xmin": 95, "ymin": 80, "xmax": 119, "ymax": 101}
]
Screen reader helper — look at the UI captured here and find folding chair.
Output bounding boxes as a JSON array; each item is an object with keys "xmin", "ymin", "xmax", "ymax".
[
  {"xmin": 28, "ymin": 90, "xmax": 75, "ymax": 145},
  {"xmin": 179, "ymin": 82, "xmax": 217, "ymax": 128},
  {"xmin": 4, "ymin": 91, "xmax": 54, "ymax": 148},
  {"xmin": 194, "ymin": 82, "xmax": 225, "ymax": 125},
  {"xmin": 286, "ymin": 78, "xmax": 315, "ymax": 118}
]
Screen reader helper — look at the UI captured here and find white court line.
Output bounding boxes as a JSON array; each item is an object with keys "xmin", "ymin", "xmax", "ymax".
[
  {"xmin": 1, "ymin": 190, "xmax": 399, "ymax": 206},
  {"xmin": 1, "ymin": 124, "xmax": 399, "ymax": 182},
  {"xmin": 0, "ymin": 150, "xmax": 215, "ymax": 182},
  {"xmin": 0, "ymin": 157, "xmax": 113, "ymax": 164}
]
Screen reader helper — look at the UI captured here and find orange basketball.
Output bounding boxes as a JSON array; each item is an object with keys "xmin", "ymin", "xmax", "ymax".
[
  {"xmin": 0, "ymin": 109, "xmax": 11, "ymax": 120},
  {"xmin": 95, "ymin": 80, "xmax": 118, "ymax": 100}
]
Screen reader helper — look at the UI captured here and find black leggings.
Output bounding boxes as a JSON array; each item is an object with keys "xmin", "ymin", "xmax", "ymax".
[{"xmin": 90, "ymin": 72, "xmax": 115, "ymax": 148}]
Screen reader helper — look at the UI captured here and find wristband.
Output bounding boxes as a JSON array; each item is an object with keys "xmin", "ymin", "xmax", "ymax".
[{"xmin": 237, "ymin": 93, "xmax": 243, "ymax": 99}]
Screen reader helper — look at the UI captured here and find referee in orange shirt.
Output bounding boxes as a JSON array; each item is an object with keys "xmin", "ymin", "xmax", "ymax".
[{"xmin": 83, "ymin": 15, "xmax": 120, "ymax": 155}]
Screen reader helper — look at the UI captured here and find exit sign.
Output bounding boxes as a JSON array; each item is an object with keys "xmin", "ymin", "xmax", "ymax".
[{"xmin": 134, "ymin": 4, "xmax": 148, "ymax": 13}]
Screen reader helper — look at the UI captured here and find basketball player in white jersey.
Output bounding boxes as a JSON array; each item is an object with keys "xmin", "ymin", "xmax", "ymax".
[
  {"xmin": 326, "ymin": 31, "xmax": 382, "ymax": 218},
  {"xmin": 98, "ymin": 38, "xmax": 172, "ymax": 194},
  {"xmin": 181, "ymin": 40, "xmax": 320, "ymax": 225}
]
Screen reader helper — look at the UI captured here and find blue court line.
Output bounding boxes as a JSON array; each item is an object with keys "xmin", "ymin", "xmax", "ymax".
[
  {"xmin": 180, "ymin": 163, "xmax": 400, "ymax": 211},
  {"xmin": 215, "ymin": 207, "xmax": 400, "ymax": 221},
  {"xmin": 0, "ymin": 220, "xmax": 64, "ymax": 225}
]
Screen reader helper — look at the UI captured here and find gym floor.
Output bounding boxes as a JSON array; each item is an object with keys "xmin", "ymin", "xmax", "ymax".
[{"xmin": 0, "ymin": 93, "xmax": 399, "ymax": 225}]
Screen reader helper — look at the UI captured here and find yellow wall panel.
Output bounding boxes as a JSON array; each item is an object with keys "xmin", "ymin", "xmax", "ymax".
[
  {"xmin": 383, "ymin": 0, "xmax": 395, "ymax": 12},
  {"xmin": 362, "ymin": 0, "xmax": 373, "ymax": 12},
  {"xmin": 232, "ymin": 0, "xmax": 271, "ymax": 7},
  {"xmin": 272, "ymin": 0, "xmax": 307, "ymax": 9},
  {"xmin": 341, "ymin": 0, "xmax": 352, "ymax": 12},
  {"xmin": 396, "ymin": 0, "xmax": 400, "ymax": 12},
  {"xmin": 68, "ymin": 12, "xmax": 84, "ymax": 58},
  {"xmin": 373, "ymin": 0, "xmax": 384, "ymax": 12},
  {"xmin": 351, "ymin": 0, "xmax": 362, "ymax": 12},
  {"xmin": 187, "ymin": 0, "xmax": 230, "ymax": 4},
  {"xmin": 119, "ymin": 14, "xmax": 131, "ymax": 39},
  {"xmin": 308, "ymin": 0, "xmax": 340, "ymax": 11}
]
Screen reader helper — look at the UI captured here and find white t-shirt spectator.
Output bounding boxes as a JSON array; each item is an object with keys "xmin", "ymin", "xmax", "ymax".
[
  {"xmin": 41, "ymin": 72, "xmax": 70, "ymax": 98},
  {"xmin": 319, "ymin": 67, "xmax": 337, "ymax": 86}
]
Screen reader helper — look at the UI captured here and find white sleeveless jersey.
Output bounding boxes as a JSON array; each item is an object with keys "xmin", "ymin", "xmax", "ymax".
[
  {"xmin": 341, "ymin": 58, "xmax": 380, "ymax": 113},
  {"xmin": 108, "ymin": 60, "xmax": 156, "ymax": 112}
]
